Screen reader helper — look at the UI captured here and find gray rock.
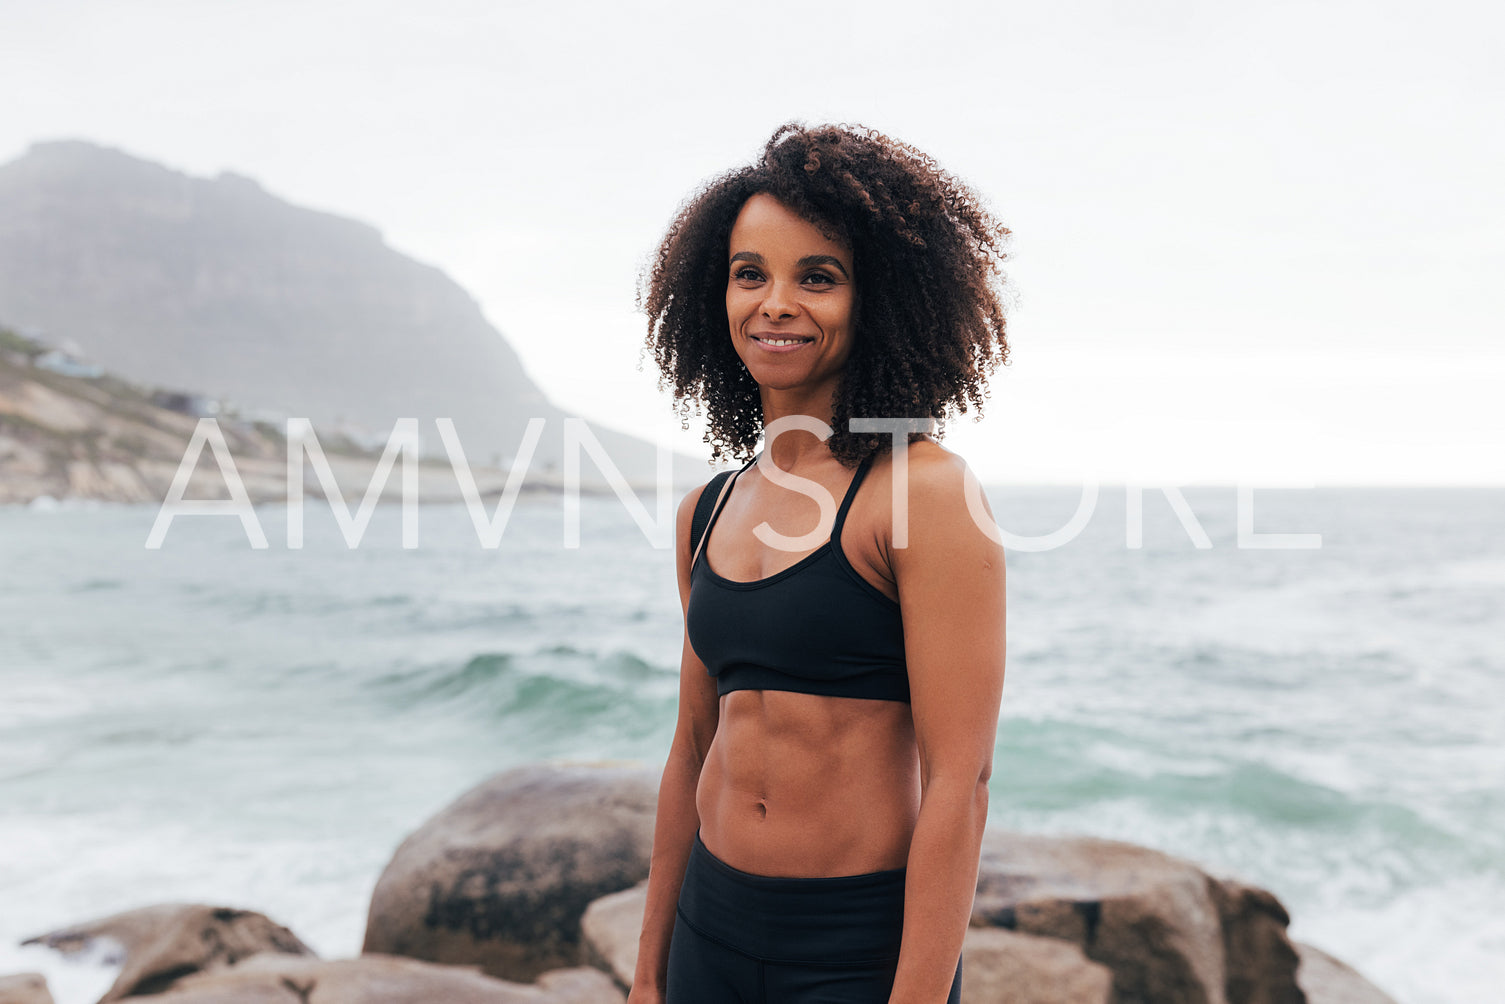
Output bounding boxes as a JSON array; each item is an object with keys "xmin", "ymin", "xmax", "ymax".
[
  {"xmin": 1210, "ymin": 876, "xmax": 1306, "ymax": 1004},
  {"xmin": 363, "ymin": 761, "xmax": 660, "ymax": 982},
  {"xmin": 124, "ymin": 953, "xmax": 623, "ymax": 1003},
  {"xmin": 20, "ymin": 903, "xmax": 314, "ymax": 1002},
  {"xmin": 0, "ymin": 972, "xmax": 54, "ymax": 1004},
  {"xmin": 972, "ymin": 830, "xmax": 1305, "ymax": 1004},
  {"xmin": 534, "ymin": 967, "xmax": 628, "ymax": 1004},
  {"xmin": 1292, "ymin": 942, "xmax": 1400, "ymax": 1004},
  {"xmin": 960, "ymin": 926, "xmax": 1117, "ymax": 1003},
  {"xmin": 580, "ymin": 881, "xmax": 648, "ymax": 991}
]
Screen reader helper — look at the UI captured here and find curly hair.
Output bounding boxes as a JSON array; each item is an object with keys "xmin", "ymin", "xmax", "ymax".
[{"xmin": 639, "ymin": 120, "xmax": 1012, "ymax": 467}]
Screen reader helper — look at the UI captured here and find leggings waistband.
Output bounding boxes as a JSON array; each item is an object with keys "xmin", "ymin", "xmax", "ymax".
[{"xmin": 676, "ymin": 830, "xmax": 908, "ymax": 965}]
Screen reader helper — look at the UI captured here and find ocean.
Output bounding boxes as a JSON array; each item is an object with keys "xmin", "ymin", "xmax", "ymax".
[{"xmin": 0, "ymin": 485, "xmax": 1500, "ymax": 1004}]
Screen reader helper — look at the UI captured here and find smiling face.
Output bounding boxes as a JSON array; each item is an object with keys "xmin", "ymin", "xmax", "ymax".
[{"xmin": 725, "ymin": 192, "xmax": 857, "ymax": 402}]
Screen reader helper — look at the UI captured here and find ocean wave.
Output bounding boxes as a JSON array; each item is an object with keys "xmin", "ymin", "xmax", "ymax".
[{"xmin": 365, "ymin": 646, "xmax": 677, "ymax": 720}]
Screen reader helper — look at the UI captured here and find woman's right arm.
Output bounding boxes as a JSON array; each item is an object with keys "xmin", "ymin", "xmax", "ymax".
[{"xmin": 628, "ymin": 485, "xmax": 722, "ymax": 1002}]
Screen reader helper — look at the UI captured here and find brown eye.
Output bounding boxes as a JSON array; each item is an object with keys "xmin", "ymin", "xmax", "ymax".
[{"xmin": 733, "ymin": 267, "xmax": 763, "ymax": 282}]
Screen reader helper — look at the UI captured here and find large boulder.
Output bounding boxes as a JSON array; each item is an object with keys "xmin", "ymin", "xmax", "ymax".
[
  {"xmin": 960, "ymin": 926, "xmax": 1116, "ymax": 1003},
  {"xmin": 119, "ymin": 953, "xmax": 624, "ymax": 1003},
  {"xmin": 971, "ymin": 831, "xmax": 1305, "ymax": 1004},
  {"xmin": 19, "ymin": 904, "xmax": 314, "ymax": 1001},
  {"xmin": 1292, "ymin": 942, "xmax": 1399, "ymax": 1004},
  {"xmin": 364, "ymin": 761, "xmax": 659, "ymax": 982},
  {"xmin": 532, "ymin": 967, "xmax": 630, "ymax": 1004},
  {"xmin": 0, "ymin": 973, "xmax": 53, "ymax": 1004},
  {"xmin": 1210, "ymin": 876, "xmax": 1307, "ymax": 1004},
  {"xmin": 579, "ymin": 882, "xmax": 647, "ymax": 991}
]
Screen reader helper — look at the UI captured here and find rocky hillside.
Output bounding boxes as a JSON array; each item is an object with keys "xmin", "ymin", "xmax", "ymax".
[
  {"xmin": 0, "ymin": 327, "xmax": 523, "ymax": 505},
  {"xmin": 0, "ymin": 140, "xmax": 691, "ymax": 484}
]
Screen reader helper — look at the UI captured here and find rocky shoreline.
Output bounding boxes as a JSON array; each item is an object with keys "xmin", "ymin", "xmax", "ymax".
[{"xmin": 1, "ymin": 762, "xmax": 1398, "ymax": 1004}]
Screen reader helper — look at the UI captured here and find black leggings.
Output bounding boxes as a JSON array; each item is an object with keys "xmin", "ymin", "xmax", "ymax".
[{"xmin": 665, "ymin": 830, "xmax": 963, "ymax": 1003}]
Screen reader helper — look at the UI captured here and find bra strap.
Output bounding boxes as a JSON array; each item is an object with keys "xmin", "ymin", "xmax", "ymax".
[
  {"xmin": 831, "ymin": 453, "xmax": 877, "ymax": 541},
  {"xmin": 690, "ymin": 470, "xmax": 734, "ymax": 558},
  {"xmin": 690, "ymin": 455, "xmax": 757, "ymax": 571}
]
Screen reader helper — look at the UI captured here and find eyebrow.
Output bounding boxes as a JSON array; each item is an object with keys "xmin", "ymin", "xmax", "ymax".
[{"xmin": 729, "ymin": 251, "xmax": 850, "ymax": 279}]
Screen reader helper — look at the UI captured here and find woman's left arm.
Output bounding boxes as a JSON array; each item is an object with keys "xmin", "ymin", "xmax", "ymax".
[{"xmin": 888, "ymin": 449, "xmax": 1007, "ymax": 1004}]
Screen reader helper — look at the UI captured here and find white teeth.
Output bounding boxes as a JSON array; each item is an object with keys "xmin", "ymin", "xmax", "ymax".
[{"xmin": 759, "ymin": 338, "xmax": 806, "ymax": 346}]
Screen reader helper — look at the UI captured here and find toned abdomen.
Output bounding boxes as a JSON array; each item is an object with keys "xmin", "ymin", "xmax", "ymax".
[{"xmin": 696, "ymin": 689, "xmax": 921, "ymax": 877}]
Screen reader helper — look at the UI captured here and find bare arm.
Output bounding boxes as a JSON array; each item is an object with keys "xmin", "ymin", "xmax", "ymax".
[
  {"xmin": 628, "ymin": 486, "xmax": 722, "ymax": 1001},
  {"xmin": 887, "ymin": 449, "xmax": 1007, "ymax": 1004}
]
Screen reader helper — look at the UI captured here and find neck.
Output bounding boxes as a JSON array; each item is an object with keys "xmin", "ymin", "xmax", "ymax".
[{"xmin": 758, "ymin": 381, "xmax": 839, "ymax": 469}]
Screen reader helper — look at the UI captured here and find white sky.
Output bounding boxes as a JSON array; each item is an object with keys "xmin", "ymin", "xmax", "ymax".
[{"xmin": 3, "ymin": 0, "xmax": 1501, "ymax": 484}]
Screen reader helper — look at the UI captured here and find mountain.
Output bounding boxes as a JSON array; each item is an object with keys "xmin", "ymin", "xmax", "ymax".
[{"xmin": 0, "ymin": 140, "xmax": 694, "ymax": 486}]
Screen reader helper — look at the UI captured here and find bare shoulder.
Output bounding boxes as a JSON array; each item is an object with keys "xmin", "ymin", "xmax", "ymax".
[
  {"xmin": 890, "ymin": 439, "xmax": 1002, "ymax": 560},
  {"xmin": 901, "ymin": 438, "xmax": 970, "ymax": 491},
  {"xmin": 896, "ymin": 439, "xmax": 983, "ymax": 518}
]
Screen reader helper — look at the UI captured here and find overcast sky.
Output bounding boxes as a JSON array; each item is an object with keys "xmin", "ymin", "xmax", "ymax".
[{"xmin": 3, "ymin": 0, "xmax": 1501, "ymax": 484}]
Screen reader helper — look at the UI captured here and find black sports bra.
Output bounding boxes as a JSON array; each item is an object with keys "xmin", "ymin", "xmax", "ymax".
[{"xmin": 686, "ymin": 453, "xmax": 910, "ymax": 703}]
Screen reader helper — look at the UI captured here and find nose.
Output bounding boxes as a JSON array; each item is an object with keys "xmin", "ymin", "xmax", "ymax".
[{"xmin": 760, "ymin": 278, "xmax": 799, "ymax": 320}]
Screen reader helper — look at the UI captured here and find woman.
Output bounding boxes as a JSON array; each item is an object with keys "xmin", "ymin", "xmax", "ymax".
[{"xmin": 630, "ymin": 121, "xmax": 1010, "ymax": 1004}]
